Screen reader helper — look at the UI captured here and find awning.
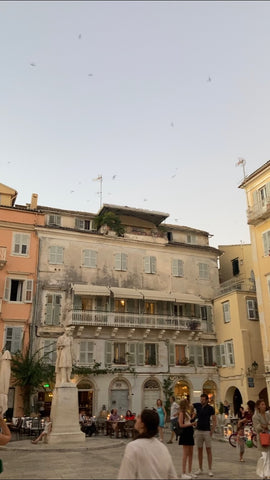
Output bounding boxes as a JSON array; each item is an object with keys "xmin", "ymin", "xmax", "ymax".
[
  {"xmin": 109, "ymin": 287, "xmax": 143, "ymax": 299},
  {"xmin": 139, "ymin": 290, "xmax": 176, "ymax": 302},
  {"xmin": 174, "ymin": 293, "xmax": 206, "ymax": 305},
  {"xmin": 71, "ymin": 284, "xmax": 110, "ymax": 296}
]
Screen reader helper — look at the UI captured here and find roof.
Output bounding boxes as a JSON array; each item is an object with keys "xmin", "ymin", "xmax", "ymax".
[
  {"xmin": 97, "ymin": 204, "xmax": 169, "ymax": 226},
  {"xmin": 239, "ymin": 160, "xmax": 270, "ymax": 188}
]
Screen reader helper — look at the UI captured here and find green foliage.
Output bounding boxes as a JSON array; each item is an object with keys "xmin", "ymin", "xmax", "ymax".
[
  {"xmin": 72, "ymin": 361, "xmax": 136, "ymax": 376},
  {"xmin": 93, "ymin": 212, "xmax": 125, "ymax": 236},
  {"xmin": 162, "ymin": 376, "xmax": 174, "ymax": 417},
  {"xmin": 219, "ymin": 402, "xmax": 224, "ymax": 415},
  {"xmin": 11, "ymin": 348, "xmax": 55, "ymax": 415}
]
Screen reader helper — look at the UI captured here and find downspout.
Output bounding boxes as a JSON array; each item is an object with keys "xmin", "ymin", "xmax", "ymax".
[{"xmin": 29, "ymin": 236, "xmax": 41, "ymax": 356}]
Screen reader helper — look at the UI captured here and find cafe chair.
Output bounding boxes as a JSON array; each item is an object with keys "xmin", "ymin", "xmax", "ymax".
[
  {"xmin": 9, "ymin": 417, "xmax": 23, "ymax": 440},
  {"xmin": 124, "ymin": 420, "xmax": 135, "ymax": 439}
]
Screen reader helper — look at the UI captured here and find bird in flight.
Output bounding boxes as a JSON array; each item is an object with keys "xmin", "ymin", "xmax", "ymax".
[
  {"xmin": 170, "ymin": 122, "xmax": 174, "ymax": 127},
  {"xmin": 70, "ymin": 190, "xmax": 75, "ymax": 194},
  {"xmin": 112, "ymin": 175, "xmax": 116, "ymax": 180},
  {"xmin": 88, "ymin": 73, "xmax": 93, "ymax": 77},
  {"xmin": 207, "ymin": 76, "xmax": 212, "ymax": 82},
  {"xmin": 30, "ymin": 63, "xmax": 36, "ymax": 67},
  {"xmin": 78, "ymin": 34, "xmax": 82, "ymax": 39}
]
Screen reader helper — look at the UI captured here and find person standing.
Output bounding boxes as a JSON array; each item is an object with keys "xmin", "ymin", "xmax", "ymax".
[
  {"xmin": 167, "ymin": 396, "xmax": 180, "ymax": 444},
  {"xmin": 118, "ymin": 408, "xmax": 177, "ymax": 479},
  {"xmin": 178, "ymin": 398, "xmax": 197, "ymax": 479},
  {"xmin": 236, "ymin": 424, "xmax": 246, "ymax": 462},
  {"xmin": 194, "ymin": 393, "xmax": 216, "ymax": 477},
  {"xmin": 156, "ymin": 399, "xmax": 166, "ymax": 443},
  {"xmin": 252, "ymin": 399, "xmax": 270, "ymax": 479}
]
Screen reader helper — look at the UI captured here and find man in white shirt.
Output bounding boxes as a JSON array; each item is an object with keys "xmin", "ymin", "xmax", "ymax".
[{"xmin": 167, "ymin": 396, "xmax": 179, "ymax": 444}]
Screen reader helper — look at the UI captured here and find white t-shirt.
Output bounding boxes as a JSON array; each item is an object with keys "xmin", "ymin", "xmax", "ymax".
[
  {"xmin": 170, "ymin": 402, "xmax": 179, "ymax": 420},
  {"xmin": 118, "ymin": 437, "xmax": 178, "ymax": 479}
]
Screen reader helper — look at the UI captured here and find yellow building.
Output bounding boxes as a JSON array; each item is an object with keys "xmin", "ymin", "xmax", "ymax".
[
  {"xmin": 214, "ymin": 244, "xmax": 266, "ymax": 414},
  {"xmin": 239, "ymin": 160, "xmax": 270, "ymax": 401}
]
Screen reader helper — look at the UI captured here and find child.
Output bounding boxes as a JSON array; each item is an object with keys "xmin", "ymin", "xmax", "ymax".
[
  {"xmin": 237, "ymin": 425, "xmax": 245, "ymax": 462},
  {"xmin": 31, "ymin": 416, "xmax": 52, "ymax": 444}
]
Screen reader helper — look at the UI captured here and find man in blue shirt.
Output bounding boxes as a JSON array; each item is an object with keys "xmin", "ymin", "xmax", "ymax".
[{"xmin": 193, "ymin": 393, "xmax": 216, "ymax": 477}]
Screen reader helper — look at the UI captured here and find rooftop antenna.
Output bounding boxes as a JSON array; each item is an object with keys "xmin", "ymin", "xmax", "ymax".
[
  {"xmin": 236, "ymin": 158, "xmax": 247, "ymax": 178},
  {"xmin": 92, "ymin": 174, "xmax": 103, "ymax": 208}
]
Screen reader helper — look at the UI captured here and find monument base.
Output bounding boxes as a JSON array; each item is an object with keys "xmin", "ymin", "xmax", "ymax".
[{"xmin": 48, "ymin": 383, "xmax": 85, "ymax": 444}]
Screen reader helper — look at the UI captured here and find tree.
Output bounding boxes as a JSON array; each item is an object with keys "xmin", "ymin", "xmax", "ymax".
[
  {"xmin": 11, "ymin": 348, "xmax": 55, "ymax": 415},
  {"xmin": 93, "ymin": 212, "xmax": 125, "ymax": 236},
  {"xmin": 162, "ymin": 376, "xmax": 174, "ymax": 418}
]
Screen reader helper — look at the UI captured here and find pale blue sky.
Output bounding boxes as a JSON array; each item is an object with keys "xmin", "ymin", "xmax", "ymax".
[{"xmin": 1, "ymin": 1, "xmax": 270, "ymax": 248}]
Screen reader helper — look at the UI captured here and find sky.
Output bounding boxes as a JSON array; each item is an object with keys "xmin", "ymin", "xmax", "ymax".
[{"xmin": 1, "ymin": 1, "xmax": 270, "ymax": 249}]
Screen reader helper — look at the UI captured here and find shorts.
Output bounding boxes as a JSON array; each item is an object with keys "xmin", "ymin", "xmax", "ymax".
[
  {"xmin": 171, "ymin": 418, "xmax": 178, "ymax": 432},
  {"xmin": 195, "ymin": 430, "xmax": 212, "ymax": 448}
]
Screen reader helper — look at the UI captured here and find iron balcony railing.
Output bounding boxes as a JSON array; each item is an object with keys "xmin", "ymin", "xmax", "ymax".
[
  {"xmin": 70, "ymin": 310, "xmax": 212, "ymax": 332},
  {"xmin": 216, "ymin": 277, "xmax": 256, "ymax": 296},
  {"xmin": 247, "ymin": 198, "xmax": 270, "ymax": 224}
]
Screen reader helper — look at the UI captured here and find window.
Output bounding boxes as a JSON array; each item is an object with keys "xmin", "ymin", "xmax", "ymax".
[
  {"xmin": 4, "ymin": 278, "xmax": 33, "ymax": 303},
  {"xmin": 114, "ymin": 253, "xmax": 127, "ymax": 271},
  {"xmin": 175, "ymin": 345, "xmax": 187, "ymax": 365},
  {"xmin": 172, "ymin": 259, "xmax": 184, "ymax": 277},
  {"xmin": 45, "ymin": 294, "xmax": 61, "ymax": 325},
  {"xmin": 259, "ymin": 185, "xmax": 267, "ymax": 207},
  {"xmin": 44, "ymin": 339, "xmax": 57, "ymax": 364},
  {"xmin": 199, "ymin": 263, "xmax": 209, "ymax": 280},
  {"xmin": 12, "ymin": 233, "xmax": 30, "ymax": 256},
  {"xmin": 79, "ymin": 341, "xmax": 94, "ymax": 364},
  {"xmin": 75, "ymin": 218, "xmax": 93, "ymax": 231},
  {"xmin": 263, "ymin": 231, "xmax": 270, "ymax": 256},
  {"xmin": 48, "ymin": 246, "xmax": 64, "ymax": 264},
  {"xmin": 145, "ymin": 302, "xmax": 155, "ymax": 315},
  {"xmin": 145, "ymin": 343, "xmax": 158, "ymax": 365},
  {"xmin": 222, "ymin": 301, "xmax": 231, "ymax": 323},
  {"xmin": 217, "ymin": 341, "xmax": 235, "ymax": 367},
  {"xmin": 203, "ymin": 346, "xmax": 214, "ymax": 366},
  {"xmin": 82, "ymin": 249, "xmax": 97, "ymax": 268},
  {"xmin": 144, "ymin": 256, "xmax": 157, "ymax": 274},
  {"xmin": 187, "ymin": 234, "xmax": 196, "ymax": 244},
  {"xmin": 232, "ymin": 258, "xmax": 239, "ymax": 276},
  {"xmin": 114, "ymin": 299, "xmax": 126, "ymax": 313},
  {"xmin": 201, "ymin": 306, "xmax": 207, "ymax": 320},
  {"xmin": 226, "ymin": 341, "xmax": 235, "ymax": 366},
  {"xmin": 246, "ymin": 299, "xmax": 259, "ymax": 320},
  {"xmin": 48, "ymin": 214, "xmax": 61, "ymax": 226},
  {"xmin": 4, "ymin": 326, "xmax": 23, "ymax": 353},
  {"xmin": 113, "ymin": 343, "xmax": 126, "ymax": 364}
]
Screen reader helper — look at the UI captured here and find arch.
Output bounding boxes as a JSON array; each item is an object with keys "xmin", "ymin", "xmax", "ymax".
[
  {"xmin": 259, "ymin": 388, "xmax": 269, "ymax": 408},
  {"xmin": 77, "ymin": 377, "xmax": 95, "ymax": 416},
  {"xmin": 143, "ymin": 377, "xmax": 162, "ymax": 409},
  {"xmin": 203, "ymin": 380, "xmax": 217, "ymax": 408},
  {"xmin": 174, "ymin": 379, "xmax": 192, "ymax": 403}
]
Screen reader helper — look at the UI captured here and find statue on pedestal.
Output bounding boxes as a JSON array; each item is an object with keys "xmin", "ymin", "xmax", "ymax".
[{"xmin": 55, "ymin": 328, "xmax": 73, "ymax": 386}]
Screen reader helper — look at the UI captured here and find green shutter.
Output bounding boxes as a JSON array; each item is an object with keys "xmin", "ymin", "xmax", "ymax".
[
  {"xmin": 137, "ymin": 343, "xmax": 144, "ymax": 365},
  {"xmin": 169, "ymin": 343, "xmax": 175, "ymax": 365},
  {"xmin": 4, "ymin": 278, "xmax": 11, "ymax": 301},
  {"xmin": 105, "ymin": 341, "xmax": 112, "ymax": 366},
  {"xmin": 74, "ymin": 295, "xmax": 82, "ymax": 309},
  {"xmin": 214, "ymin": 345, "xmax": 221, "ymax": 367},
  {"xmin": 196, "ymin": 345, "xmax": 203, "ymax": 366},
  {"xmin": 128, "ymin": 342, "xmax": 136, "ymax": 365}
]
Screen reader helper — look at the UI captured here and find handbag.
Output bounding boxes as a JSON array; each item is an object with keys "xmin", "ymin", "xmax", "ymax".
[
  {"xmin": 259, "ymin": 432, "xmax": 270, "ymax": 446},
  {"xmin": 173, "ymin": 421, "xmax": 183, "ymax": 437}
]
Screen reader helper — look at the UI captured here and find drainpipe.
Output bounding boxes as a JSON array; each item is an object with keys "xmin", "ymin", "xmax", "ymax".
[{"xmin": 29, "ymin": 236, "xmax": 41, "ymax": 356}]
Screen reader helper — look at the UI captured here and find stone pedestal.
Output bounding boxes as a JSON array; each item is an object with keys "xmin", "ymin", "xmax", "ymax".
[{"xmin": 48, "ymin": 383, "xmax": 85, "ymax": 444}]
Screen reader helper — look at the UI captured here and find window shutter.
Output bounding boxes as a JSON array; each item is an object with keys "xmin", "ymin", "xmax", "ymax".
[
  {"xmin": 220, "ymin": 344, "xmax": 226, "ymax": 366},
  {"xmin": 105, "ymin": 341, "xmax": 112, "ymax": 366},
  {"xmin": 263, "ymin": 231, "xmax": 270, "ymax": 256},
  {"xmin": 122, "ymin": 254, "xmax": 127, "ymax": 271},
  {"xmin": 226, "ymin": 342, "xmax": 235, "ymax": 366},
  {"xmin": 4, "ymin": 278, "xmax": 11, "ymax": 301},
  {"xmin": 137, "ymin": 343, "xmax": 144, "ymax": 365},
  {"xmin": 151, "ymin": 257, "xmax": 157, "ymax": 274},
  {"xmin": 90, "ymin": 250, "xmax": 97, "ymax": 268},
  {"xmin": 214, "ymin": 345, "xmax": 221, "ymax": 367},
  {"xmin": 12, "ymin": 327, "xmax": 23, "ymax": 353},
  {"xmin": 144, "ymin": 256, "xmax": 151, "ymax": 273},
  {"xmin": 14, "ymin": 234, "xmax": 21, "ymax": 253},
  {"xmin": 52, "ymin": 295, "xmax": 61, "ymax": 325},
  {"xmin": 196, "ymin": 345, "xmax": 203, "ymax": 366},
  {"xmin": 172, "ymin": 259, "xmax": 178, "ymax": 276},
  {"xmin": 45, "ymin": 297, "xmax": 53, "ymax": 325},
  {"xmin": 194, "ymin": 305, "xmax": 200, "ymax": 317},
  {"xmin": 25, "ymin": 279, "xmax": 33, "ymax": 303},
  {"xmin": 115, "ymin": 253, "xmax": 122, "ymax": 270},
  {"xmin": 128, "ymin": 342, "xmax": 136, "ymax": 365},
  {"xmin": 74, "ymin": 295, "xmax": 82, "ymax": 309},
  {"xmin": 188, "ymin": 345, "xmax": 195, "ymax": 365},
  {"xmin": 155, "ymin": 344, "xmax": 159, "ymax": 365},
  {"xmin": 169, "ymin": 343, "xmax": 175, "ymax": 365}
]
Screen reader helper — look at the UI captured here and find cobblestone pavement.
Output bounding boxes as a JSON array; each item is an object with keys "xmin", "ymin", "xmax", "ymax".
[{"xmin": 0, "ymin": 432, "xmax": 260, "ymax": 479}]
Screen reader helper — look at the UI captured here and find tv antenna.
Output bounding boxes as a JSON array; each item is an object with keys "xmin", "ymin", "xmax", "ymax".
[
  {"xmin": 92, "ymin": 175, "xmax": 103, "ymax": 208},
  {"xmin": 236, "ymin": 158, "xmax": 247, "ymax": 178}
]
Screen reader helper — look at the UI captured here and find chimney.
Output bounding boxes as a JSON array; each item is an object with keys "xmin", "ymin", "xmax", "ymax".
[{"xmin": 30, "ymin": 193, "xmax": 38, "ymax": 210}]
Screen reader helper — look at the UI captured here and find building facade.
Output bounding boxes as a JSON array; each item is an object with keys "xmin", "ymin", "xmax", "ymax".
[{"xmin": 239, "ymin": 161, "xmax": 270, "ymax": 401}]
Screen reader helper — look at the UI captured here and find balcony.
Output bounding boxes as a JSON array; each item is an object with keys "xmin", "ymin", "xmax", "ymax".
[
  {"xmin": 247, "ymin": 199, "xmax": 270, "ymax": 225},
  {"xmin": 70, "ymin": 310, "xmax": 204, "ymax": 331},
  {"xmin": 216, "ymin": 277, "xmax": 256, "ymax": 296}
]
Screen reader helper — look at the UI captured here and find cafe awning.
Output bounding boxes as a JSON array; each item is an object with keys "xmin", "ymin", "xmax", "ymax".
[
  {"xmin": 139, "ymin": 290, "xmax": 176, "ymax": 302},
  {"xmin": 71, "ymin": 284, "xmax": 111, "ymax": 296},
  {"xmin": 109, "ymin": 287, "xmax": 143, "ymax": 299}
]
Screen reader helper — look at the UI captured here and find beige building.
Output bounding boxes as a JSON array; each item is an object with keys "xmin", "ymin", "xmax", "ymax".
[
  {"xmin": 31, "ymin": 203, "xmax": 221, "ymax": 416},
  {"xmin": 239, "ymin": 160, "xmax": 270, "ymax": 401},
  {"xmin": 214, "ymin": 244, "xmax": 266, "ymax": 414}
]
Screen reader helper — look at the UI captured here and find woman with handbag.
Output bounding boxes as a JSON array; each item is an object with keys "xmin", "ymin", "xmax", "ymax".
[
  {"xmin": 253, "ymin": 399, "xmax": 270, "ymax": 479},
  {"xmin": 178, "ymin": 398, "xmax": 197, "ymax": 479}
]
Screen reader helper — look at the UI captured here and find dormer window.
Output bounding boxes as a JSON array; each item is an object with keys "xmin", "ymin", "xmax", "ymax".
[{"xmin": 48, "ymin": 214, "xmax": 61, "ymax": 226}]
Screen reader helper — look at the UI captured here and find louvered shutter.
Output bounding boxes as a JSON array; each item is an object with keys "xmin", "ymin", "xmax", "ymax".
[
  {"xmin": 214, "ymin": 345, "xmax": 221, "ymax": 367},
  {"xmin": 105, "ymin": 341, "xmax": 113, "ymax": 366},
  {"xmin": 137, "ymin": 343, "xmax": 144, "ymax": 365},
  {"xmin": 128, "ymin": 343, "xmax": 136, "ymax": 365},
  {"xmin": 144, "ymin": 256, "xmax": 151, "ymax": 273},
  {"xmin": 12, "ymin": 327, "xmax": 23, "ymax": 353},
  {"xmin": 115, "ymin": 253, "xmax": 122, "ymax": 270},
  {"xmin": 25, "ymin": 279, "xmax": 33, "ymax": 303},
  {"xmin": 169, "ymin": 343, "xmax": 175, "ymax": 365},
  {"xmin": 4, "ymin": 278, "xmax": 11, "ymax": 301}
]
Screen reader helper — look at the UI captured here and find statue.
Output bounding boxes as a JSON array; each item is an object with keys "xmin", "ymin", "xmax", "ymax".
[
  {"xmin": 0, "ymin": 350, "xmax": 12, "ymax": 415},
  {"xmin": 55, "ymin": 328, "xmax": 73, "ymax": 386}
]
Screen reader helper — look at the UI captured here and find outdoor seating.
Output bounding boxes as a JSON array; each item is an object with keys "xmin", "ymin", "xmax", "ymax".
[
  {"xmin": 29, "ymin": 417, "xmax": 43, "ymax": 438},
  {"xmin": 124, "ymin": 419, "xmax": 136, "ymax": 438},
  {"xmin": 9, "ymin": 417, "xmax": 23, "ymax": 440}
]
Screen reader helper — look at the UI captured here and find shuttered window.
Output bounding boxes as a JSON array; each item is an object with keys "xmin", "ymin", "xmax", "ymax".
[
  {"xmin": 4, "ymin": 326, "xmax": 23, "ymax": 353},
  {"xmin": 199, "ymin": 263, "xmax": 209, "ymax": 280},
  {"xmin": 48, "ymin": 246, "xmax": 64, "ymax": 264},
  {"xmin": 83, "ymin": 249, "xmax": 97, "ymax": 268},
  {"xmin": 79, "ymin": 341, "xmax": 94, "ymax": 364},
  {"xmin": 222, "ymin": 301, "xmax": 231, "ymax": 323},
  {"xmin": 12, "ymin": 233, "xmax": 30, "ymax": 256},
  {"xmin": 114, "ymin": 253, "xmax": 127, "ymax": 271},
  {"xmin": 246, "ymin": 299, "xmax": 259, "ymax": 320},
  {"xmin": 45, "ymin": 294, "xmax": 61, "ymax": 325},
  {"xmin": 262, "ymin": 230, "xmax": 270, "ymax": 256},
  {"xmin": 144, "ymin": 256, "xmax": 157, "ymax": 274},
  {"xmin": 172, "ymin": 259, "xmax": 184, "ymax": 277},
  {"xmin": 44, "ymin": 339, "xmax": 57, "ymax": 364}
]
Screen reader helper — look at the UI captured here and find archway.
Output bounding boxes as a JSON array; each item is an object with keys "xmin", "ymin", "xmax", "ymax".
[
  {"xmin": 233, "ymin": 388, "xmax": 243, "ymax": 416},
  {"xmin": 77, "ymin": 378, "xmax": 94, "ymax": 416},
  {"xmin": 174, "ymin": 380, "xmax": 190, "ymax": 403},
  {"xmin": 110, "ymin": 378, "xmax": 130, "ymax": 416},
  {"xmin": 203, "ymin": 380, "xmax": 217, "ymax": 408},
  {"xmin": 143, "ymin": 378, "xmax": 161, "ymax": 409}
]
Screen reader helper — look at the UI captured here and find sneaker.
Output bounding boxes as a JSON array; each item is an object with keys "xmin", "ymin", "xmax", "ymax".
[
  {"xmin": 190, "ymin": 474, "xmax": 197, "ymax": 479},
  {"xmin": 195, "ymin": 469, "xmax": 203, "ymax": 475},
  {"xmin": 167, "ymin": 440, "xmax": 173, "ymax": 444},
  {"xmin": 181, "ymin": 475, "xmax": 192, "ymax": 480},
  {"xmin": 208, "ymin": 471, "xmax": 213, "ymax": 477}
]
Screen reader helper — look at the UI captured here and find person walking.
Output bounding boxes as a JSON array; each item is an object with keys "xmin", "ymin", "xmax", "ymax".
[
  {"xmin": 167, "ymin": 395, "xmax": 180, "ymax": 444},
  {"xmin": 236, "ymin": 424, "xmax": 246, "ymax": 462},
  {"xmin": 193, "ymin": 393, "xmax": 216, "ymax": 477},
  {"xmin": 156, "ymin": 399, "xmax": 166, "ymax": 442},
  {"xmin": 252, "ymin": 399, "xmax": 270, "ymax": 479},
  {"xmin": 178, "ymin": 398, "xmax": 197, "ymax": 479},
  {"xmin": 118, "ymin": 408, "xmax": 177, "ymax": 479}
]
